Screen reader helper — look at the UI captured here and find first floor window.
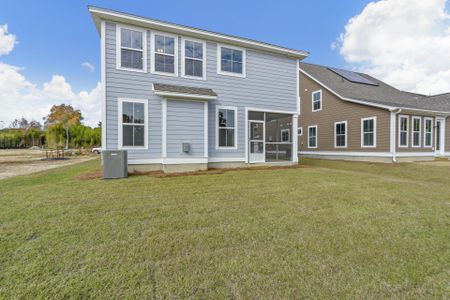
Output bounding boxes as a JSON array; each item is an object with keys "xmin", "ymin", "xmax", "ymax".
[
  {"xmin": 297, "ymin": 127, "xmax": 303, "ymax": 136},
  {"xmin": 335, "ymin": 121, "xmax": 347, "ymax": 148},
  {"xmin": 362, "ymin": 117, "xmax": 376, "ymax": 147},
  {"xmin": 120, "ymin": 99, "xmax": 147, "ymax": 147},
  {"xmin": 119, "ymin": 27, "xmax": 145, "ymax": 71},
  {"xmin": 308, "ymin": 126, "xmax": 317, "ymax": 148},
  {"xmin": 217, "ymin": 107, "xmax": 236, "ymax": 148},
  {"xmin": 424, "ymin": 118, "xmax": 433, "ymax": 147},
  {"xmin": 399, "ymin": 116, "xmax": 409, "ymax": 147},
  {"xmin": 281, "ymin": 129, "xmax": 290, "ymax": 142},
  {"xmin": 312, "ymin": 90, "xmax": 322, "ymax": 111},
  {"xmin": 412, "ymin": 117, "xmax": 421, "ymax": 147}
]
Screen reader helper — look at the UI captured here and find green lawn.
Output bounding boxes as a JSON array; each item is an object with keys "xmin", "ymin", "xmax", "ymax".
[{"xmin": 1, "ymin": 159, "xmax": 449, "ymax": 298}]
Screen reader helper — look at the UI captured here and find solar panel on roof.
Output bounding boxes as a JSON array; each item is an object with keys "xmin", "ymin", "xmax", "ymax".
[{"xmin": 328, "ymin": 67, "xmax": 378, "ymax": 86}]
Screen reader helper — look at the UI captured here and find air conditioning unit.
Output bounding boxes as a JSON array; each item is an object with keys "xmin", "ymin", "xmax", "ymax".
[{"xmin": 102, "ymin": 150, "xmax": 128, "ymax": 179}]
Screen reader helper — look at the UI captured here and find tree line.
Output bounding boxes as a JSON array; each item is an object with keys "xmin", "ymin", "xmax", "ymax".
[{"xmin": 0, "ymin": 104, "xmax": 101, "ymax": 149}]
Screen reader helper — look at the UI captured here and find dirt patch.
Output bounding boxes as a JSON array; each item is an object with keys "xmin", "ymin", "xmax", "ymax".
[{"xmin": 75, "ymin": 168, "xmax": 103, "ymax": 180}]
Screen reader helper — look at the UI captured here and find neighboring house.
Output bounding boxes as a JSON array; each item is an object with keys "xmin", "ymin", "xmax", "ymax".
[
  {"xmin": 298, "ymin": 63, "xmax": 450, "ymax": 162},
  {"xmin": 89, "ymin": 6, "xmax": 308, "ymax": 172}
]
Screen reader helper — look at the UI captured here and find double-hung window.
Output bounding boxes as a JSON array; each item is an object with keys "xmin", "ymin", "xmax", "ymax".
[
  {"xmin": 281, "ymin": 129, "xmax": 290, "ymax": 142},
  {"xmin": 151, "ymin": 32, "xmax": 178, "ymax": 76},
  {"xmin": 119, "ymin": 99, "xmax": 148, "ymax": 148},
  {"xmin": 334, "ymin": 121, "xmax": 347, "ymax": 148},
  {"xmin": 217, "ymin": 106, "xmax": 237, "ymax": 148},
  {"xmin": 398, "ymin": 115, "xmax": 409, "ymax": 147},
  {"xmin": 424, "ymin": 117, "xmax": 433, "ymax": 147},
  {"xmin": 181, "ymin": 38, "xmax": 206, "ymax": 79},
  {"xmin": 312, "ymin": 90, "xmax": 322, "ymax": 112},
  {"xmin": 308, "ymin": 125, "xmax": 317, "ymax": 148},
  {"xmin": 412, "ymin": 117, "xmax": 421, "ymax": 147},
  {"xmin": 361, "ymin": 117, "xmax": 376, "ymax": 147},
  {"xmin": 117, "ymin": 26, "xmax": 146, "ymax": 72},
  {"xmin": 217, "ymin": 45, "xmax": 246, "ymax": 77}
]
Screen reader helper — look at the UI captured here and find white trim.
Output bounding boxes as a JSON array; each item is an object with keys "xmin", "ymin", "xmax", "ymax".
[
  {"xmin": 423, "ymin": 117, "xmax": 433, "ymax": 148},
  {"xmin": 292, "ymin": 115, "xmax": 298, "ymax": 162},
  {"xmin": 163, "ymin": 158, "xmax": 207, "ymax": 164},
  {"xmin": 334, "ymin": 120, "xmax": 347, "ymax": 148},
  {"xmin": 245, "ymin": 107, "xmax": 297, "ymax": 115},
  {"xmin": 298, "ymin": 151, "xmax": 436, "ymax": 158},
  {"xmin": 116, "ymin": 24, "xmax": 147, "ymax": 73},
  {"xmin": 162, "ymin": 99, "xmax": 167, "ymax": 157},
  {"xmin": 208, "ymin": 157, "xmax": 246, "ymax": 163},
  {"xmin": 312, "ymin": 89, "xmax": 322, "ymax": 112},
  {"xmin": 204, "ymin": 101, "xmax": 208, "ymax": 157},
  {"xmin": 307, "ymin": 125, "xmax": 318, "ymax": 149},
  {"xmin": 129, "ymin": 158, "xmax": 162, "ymax": 164},
  {"xmin": 215, "ymin": 105, "xmax": 238, "ymax": 150},
  {"xmin": 89, "ymin": 7, "xmax": 309, "ymax": 59},
  {"xmin": 361, "ymin": 117, "xmax": 377, "ymax": 148},
  {"xmin": 299, "ymin": 68, "xmax": 450, "ymax": 115},
  {"xmin": 435, "ymin": 117, "xmax": 446, "ymax": 155},
  {"xmin": 398, "ymin": 115, "xmax": 409, "ymax": 148},
  {"xmin": 101, "ymin": 21, "xmax": 107, "ymax": 150},
  {"xmin": 216, "ymin": 44, "xmax": 246, "ymax": 78},
  {"xmin": 245, "ymin": 107, "xmax": 249, "ymax": 163},
  {"xmin": 150, "ymin": 31, "xmax": 179, "ymax": 77},
  {"xmin": 118, "ymin": 98, "xmax": 148, "ymax": 150},
  {"xmin": 153, "ymin": 90, "xmax": 216, "ymax": 100},
  {"xmin": 296, "ymin": 59, "xmax": 300, "ymax": 115},
  {"xmin": 411, "ymin": 116, "xmax": 422, "ymax": 148},
  {"xmin": 181, "ymin": 37, "xmax": 207, "ymax": 80}
]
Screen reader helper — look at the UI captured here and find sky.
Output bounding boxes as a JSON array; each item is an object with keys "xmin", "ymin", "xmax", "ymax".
[{"xmin": 1, "ymin": 0, "xmax": 450, "ymax": 127}]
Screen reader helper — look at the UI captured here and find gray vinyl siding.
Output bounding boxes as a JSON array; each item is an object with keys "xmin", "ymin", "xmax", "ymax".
[
  {"xmin": 166, "ymin": 100, "xmax": 204, "ymax": 158},
  {"xmin": 104, "ymin": 22, "xmax": 298, "ymax": 161}
]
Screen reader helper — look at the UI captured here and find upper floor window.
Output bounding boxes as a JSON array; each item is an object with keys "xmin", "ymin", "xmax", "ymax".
[
  {"xmin": 117, "ymin": 26, "xmax": 147, "ymax": 72},
  {"xmin": 361, "ymin": 117, "xmax": 376, "ymax": 147},
  {"xmin": 312, "ymin": 90, "xmax": 322, "ymax": 112},
  {"xmin": 119, "ymin": 98, "xmax": 148, "ymax": 149},
  {"xmin": 424, "ymin": 118, "xmax": 433, "ymax": 147},
  {"xmin": 334, "ymin": 121, "xmax": 347, "ymax": 148},
  {"xmin": 216, "ymin": 106, "xmax": 237, "ymax": 149},
  {"xmin": 217, "ymin": 45, "xmax": 246, "ymax": 77},
  {"xmin": 181, "ymin": 38, "xmax": 206, "ymax": 79},
  {"xmin": 398, "ymin": 115, "xmax": 409, "ymax": 147},
  {"xmin": 412, "ymin": 116, "xmax": 421, "ymax": 147},
  {"xmin": 151, "ymin": 32, "xmax": 178, "ymax": 76}
]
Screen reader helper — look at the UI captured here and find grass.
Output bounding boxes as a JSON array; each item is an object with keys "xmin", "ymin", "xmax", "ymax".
[{"xmin": 0, "ymin": 158, "xmax": 449, "ymax": 298}]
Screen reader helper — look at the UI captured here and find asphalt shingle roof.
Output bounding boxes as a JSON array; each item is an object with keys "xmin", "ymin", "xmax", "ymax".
[
  {"xmin": 299, "ymin": 62, "xmax": 450, "ymax": 112},
  {"xmin": 153, "ymin": 83, "xmax": 217, "ymax": 97}
]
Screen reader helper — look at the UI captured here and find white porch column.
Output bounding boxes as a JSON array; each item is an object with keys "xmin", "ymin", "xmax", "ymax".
[
  {"xmin": 292, "ymin": 114, "xmax": 299, "ymax": 162},
  {"xmin": 204, "ymin": 101, "xmax": 208, "ymax": 158}
]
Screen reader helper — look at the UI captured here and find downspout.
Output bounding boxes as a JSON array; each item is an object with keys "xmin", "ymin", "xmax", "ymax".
[{"xmin": 390, "ymin": 108, "xmax": 402, "ymax": 163}]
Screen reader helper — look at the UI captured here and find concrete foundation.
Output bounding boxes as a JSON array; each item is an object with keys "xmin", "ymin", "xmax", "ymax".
[{"xmin": 299, "ymin": 154, "xmax": 437, "ymax": 163}]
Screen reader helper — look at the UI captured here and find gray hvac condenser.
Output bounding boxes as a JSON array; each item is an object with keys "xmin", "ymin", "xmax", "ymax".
[{"xmin": 102, "ymin": 150, "xmax": 128, "ymax": 179}]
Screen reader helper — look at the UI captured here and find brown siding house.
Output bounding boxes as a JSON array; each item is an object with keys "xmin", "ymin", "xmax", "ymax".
[{"xmin": 298, "ymin": 63, "xmax": 450, "ymax": 162}]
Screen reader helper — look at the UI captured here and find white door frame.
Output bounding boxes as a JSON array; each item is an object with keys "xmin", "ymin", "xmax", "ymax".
[
  {"xmin": 248, "ymin": 120, "xmax": 265, "ymax": 163},
  {"xmin": 435, "ymin": 117, "xmax": 446, "ymax": 156}
]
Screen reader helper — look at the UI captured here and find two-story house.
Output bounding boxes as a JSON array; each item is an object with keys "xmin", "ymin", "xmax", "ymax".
[{"xmin": 89, "ymin": 6, "xmax": 308, "ymax": 173}]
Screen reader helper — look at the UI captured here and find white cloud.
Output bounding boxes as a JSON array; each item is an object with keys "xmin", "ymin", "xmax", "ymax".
[
  {"xmin": 335, "ymin": 0, "xmax": 450, "ymax": 95},
  {"xmin": 81, "ymin": 62, "xmax": 95, "ymax": 72},
  {"xmin": 0, "ymin": 24, "xmax": 16, "ymax": 56},
  {"xmin": 0, "ymin": 25, "xmax": 101, "ymax": 128}
]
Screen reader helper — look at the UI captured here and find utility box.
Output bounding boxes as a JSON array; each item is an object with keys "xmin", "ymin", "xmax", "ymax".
[
  {"xmin": 103, "ymin": 150, "xmax": 128, "ymax": 179},
  {"xmin": 182, "ymin": 142, "xmax": 190, "ymax": 153}
]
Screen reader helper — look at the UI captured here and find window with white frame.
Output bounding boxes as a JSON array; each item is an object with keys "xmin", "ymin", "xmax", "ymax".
[
  {"xmin": 281, "ymin": 129, "xmax": 290, "ymax": 142},
  {"xmin": 117, "ymin": 26, "xmax": 146, "ymax": 71},
  {"xmin": 119, "ymin": 99, "xmax": 147, "ymax": 148},
  {"xmin": 361, "ymin": 117, "xmax": 376, "ymax": 147},
  {"xmin": 312, "ymin": 90, "xmax": 322, "ymax": 112},
  {"xmin": 424, "ymin": 118, "xmax": 433, "ymax": 147},
  {"xmin": 334, "ymin": 121, "xmax": 347, "ymax": 148},
  {"xmin": 152, "ymin": 33, "xmax": 177, "ymax": 75},
  {"xmin": 218, "ymin": 45, "xmax": 245, "ymax": 77},
  {"xmin": 398, "ymin": 115, "xmax": 409, "ymax": 147},
  {"xmin": 182, "ymin": 38, "xmax": 205, "ymax": 79},
  {"xmin": 308, "ymin": 126, "xmax": 317, "ymax": 148},
  {"xmin": 297, "ymin": 127, "xmax": 303, "ymax": 136},
  {"xmin": 412, "ymin": 117, "xmax": 421, "ymax": 147},
  {"xmin": 217, "ymin": 106, "xmax": 237, "ymax": 148}
]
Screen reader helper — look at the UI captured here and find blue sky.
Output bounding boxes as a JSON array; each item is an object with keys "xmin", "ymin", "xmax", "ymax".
[
  {"xmin": 0, "ymin": 0, "xmax": 369, "ymax": 91},
  {"xmin": 1, "ymin": 0, "xmax": 449, "ymax": 126}
]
